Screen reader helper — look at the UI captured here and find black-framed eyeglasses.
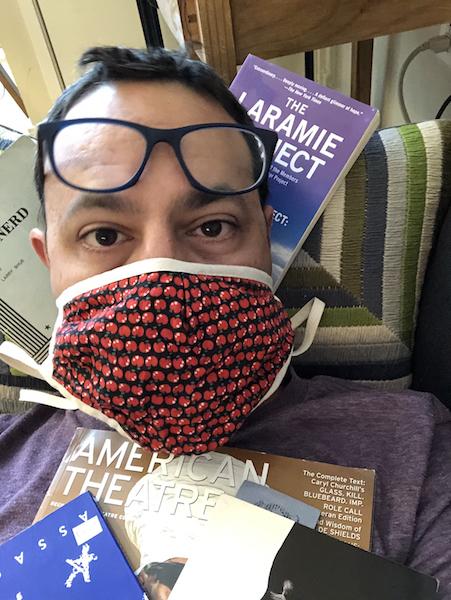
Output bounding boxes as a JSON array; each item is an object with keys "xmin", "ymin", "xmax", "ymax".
[{"xmin": 37, "ymin": 118, "xmax": 278, "ymax": 196}]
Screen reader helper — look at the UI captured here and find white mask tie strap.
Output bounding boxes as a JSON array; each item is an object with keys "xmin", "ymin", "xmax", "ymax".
[
  {"xmin": 0, "ymin": 340, "xmax": 78, "ymax": 410},
  {"xmin": 290, "ymin": 297, "xmax": 325, "ymax": 357},
  {"xmin": 19, "ymin": 388, "xmax": 79, "ymax": 410}
]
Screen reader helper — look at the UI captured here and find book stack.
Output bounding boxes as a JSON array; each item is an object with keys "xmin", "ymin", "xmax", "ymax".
[
  {"xmin": 34, "ymin": 427, "xmax": 376, "ymax": 569},
  {"xmin": 11, "ymin": 427, "xmax": 436, "ymax": 599}
]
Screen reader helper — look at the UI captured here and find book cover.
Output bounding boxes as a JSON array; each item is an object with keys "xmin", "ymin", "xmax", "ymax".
[
  {"xmin": 230, "ymin": 54, "xmax": 380, "ymax": 287},
  {"xmin": 237, "ymin": 480, "xmax": 320, "ymax": 528},
  {"xmin": 0, "ymin": 136, "xmax": 56, "ymax": 363},
  {"xmin": 170, "ymin": 494, "xmax": 440, "ymax": 600},
  {"xmin": 0, "ymin": 491, "xmax": 146, "ymax": 599},
  {"xmin": 34, "ymin": 427, "xmax": 375, "ymax": 596}
]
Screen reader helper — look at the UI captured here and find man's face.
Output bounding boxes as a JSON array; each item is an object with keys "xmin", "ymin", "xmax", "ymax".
[{"xmin": 31, "ymin": 80, "xmax": 273, "ymax": 297}]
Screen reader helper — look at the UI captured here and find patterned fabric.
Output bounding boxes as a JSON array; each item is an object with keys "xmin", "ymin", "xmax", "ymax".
[
  {"xmin": 278, "ymin": 120, "xmax": 451, "ymax": 389},
  {"xmin": 48, "ymin": 270, "xmax": 294, "ymax": 454}
]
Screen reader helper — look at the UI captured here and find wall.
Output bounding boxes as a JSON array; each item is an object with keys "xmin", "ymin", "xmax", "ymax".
[
  {"xmin": 0, "ymin": 0, "xmax": 145, "ymax": 123},
  {"xmin": 373, "ymin": 25, "xmax": 451, "ymax": 126},
  {"xmin": 159, "ymin": 9, "xmax": 179, "ymax": 50},
  {"xmin": 0, "ymin": 49, "xmax": 33, "ymax": 132},
  {"xmin": 270, "ymin": 25, "xmax": 451, "ymax": 127},
  {"xmin": 37, "ymin": 0, "xmax": 145, "ymax": 87},
  {"xmin": 270, "ymin": 44, "xmax": 353, "ymax": 99},
  {"xmin": 0, "ymin": 0, "xmax": 62, "ymax": 124}
]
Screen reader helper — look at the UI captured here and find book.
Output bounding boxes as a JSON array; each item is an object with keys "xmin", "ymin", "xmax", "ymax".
[
  {"xmin": 170, "ymin": 494, "xmax": 440, "ymax": 600},
  {"xmin": 230, "ymin": 54, "xmax": 380, "ymax": 287},
  {"xmin": 0, "ymin": 491, "xmax": 146, "ymax": 599},
  {"xmin": 34, "ymin": 428, "xmax": 375, "ymax": 585},
  {"xmin": 237, "ymin": 480, "xmax": 320, "ymax": 528},
  {"xmin": 0, "ymin": 136, "xmax": 56, "ymax": 363}
]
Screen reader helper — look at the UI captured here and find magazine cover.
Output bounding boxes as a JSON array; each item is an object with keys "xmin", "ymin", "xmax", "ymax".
[
  {"xmin": 0, "ymin": 491, "xmax": 146, "ymax": 599},
  {"xmin": 230, "ymin": 54, "xmax": 380, "ymax": 287},
  {"xmin": 0, "ymin": 136, "xmax": 56, "ymax": 363},
  {"xmin": 170, "ymin": 494, "xmax": 440, "ymax": 600},
  {"xmin": 34, "ymin": 427, "xmax": 375, "ymax": 593}
]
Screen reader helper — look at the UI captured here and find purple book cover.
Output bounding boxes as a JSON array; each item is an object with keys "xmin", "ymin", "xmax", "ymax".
[{"xmin": 230, "ymin": 54, "xmax": 380, "ymax": 287}]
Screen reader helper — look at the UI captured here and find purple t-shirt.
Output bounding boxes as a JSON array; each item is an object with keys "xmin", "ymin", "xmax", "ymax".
[{"xmin": 0, "ymin": 371, "xmax": 450, "ymax": 595}]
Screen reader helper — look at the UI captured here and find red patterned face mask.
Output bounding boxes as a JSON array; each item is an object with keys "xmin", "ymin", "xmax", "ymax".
[{"xmin": 0, "ymin": 260, "xmax": 324, "ymax": 455}]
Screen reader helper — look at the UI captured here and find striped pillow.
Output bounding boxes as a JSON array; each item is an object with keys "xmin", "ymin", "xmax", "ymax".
[{"xmin": 278, "ymin": 120, "xmax": 451, "ymax": 390}]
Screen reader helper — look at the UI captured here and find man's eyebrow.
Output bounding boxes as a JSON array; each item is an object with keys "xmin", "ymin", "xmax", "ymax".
[
  {"xmin": 63, "ymin": 193, "xmax": 143, "ymax": 221},
  {"xmin": 63, "ymin": 187, "xmax": 249, "ymax": 223},
  {"xmin": 184, "ymin": 186, "xmax": 246, "ymax": 209}
]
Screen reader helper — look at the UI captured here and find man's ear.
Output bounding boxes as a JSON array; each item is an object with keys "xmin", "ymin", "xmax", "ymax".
[
  {"xmin": 30, "ymin": 228, "xmax": 50, "ymax": 268},
  {"xmin": 263, "ymin": 204, "xmax": 273, "ymax": 241}
]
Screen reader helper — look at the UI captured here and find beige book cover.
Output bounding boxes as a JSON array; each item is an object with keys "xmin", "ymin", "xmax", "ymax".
[{"xmin": 0, "ymin": 136, "xmax": 56, "ymax": 362}]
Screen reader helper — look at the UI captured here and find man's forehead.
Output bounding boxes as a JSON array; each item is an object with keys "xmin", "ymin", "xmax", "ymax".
[{"xmin": 63, "ymin": 80, "xmax": 237, "ymax": 129}]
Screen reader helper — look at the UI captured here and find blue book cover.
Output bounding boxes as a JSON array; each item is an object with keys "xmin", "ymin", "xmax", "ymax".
[{"xmin": 0, "ymin": 492, "xmax": 146, "ymax": 599}]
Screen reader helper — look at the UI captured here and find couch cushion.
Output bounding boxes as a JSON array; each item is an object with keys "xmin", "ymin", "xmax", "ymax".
[{"xmin": 278, "ymin": 120, "xmax": 451, "ymax": 390}]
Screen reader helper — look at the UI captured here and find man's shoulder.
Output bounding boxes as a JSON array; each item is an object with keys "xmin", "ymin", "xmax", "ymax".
[
  {"xmin": 0, "ymin": 403, "xmax": 109, "ymax": 544},
  {"xmin": 233, "ymin": 370, "xmax": 451, "ymax": 463},
  {"xmin": 0, "ymin": 402, "xmax": 108, "ymax": 439},
  {"xmin": 288, "ymin": 372, "xmax": 450, "ymax": 428}
]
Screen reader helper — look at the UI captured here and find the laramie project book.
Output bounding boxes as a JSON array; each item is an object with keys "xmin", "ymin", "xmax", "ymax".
[
  {"xmin": 230, "ymin": 54, "xmax": 380, "ymax": 287},
  {"xmin": 35, "ymin": 428, "xmax": 375, "ymax": 575},
  {"xmin": 170, "ymin": 495, "xmax": 439, "ymax": 600},
  {"xmin": 0, "ymin": 136, "xmax": 56, "ymax": 362}
]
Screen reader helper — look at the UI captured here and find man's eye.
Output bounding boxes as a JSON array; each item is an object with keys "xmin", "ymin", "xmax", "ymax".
[
  {"xmin": 82, "ymin": 228, "xmax": 128, "ymax": 248},
  {"xmin": 194, "ymin": 220, "xmax": 235, "ymax": 238}
]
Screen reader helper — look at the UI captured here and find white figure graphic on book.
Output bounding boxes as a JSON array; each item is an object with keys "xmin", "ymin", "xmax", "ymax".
[
  {"xmin": 269, "ymin": 579, "xmax": 294, "ymax": 600},
  {"xmin": 16, "ymin": 593, "xmax": 23, "ymax": 600},
  {"xmin": 65, "ymin": 543, "xmax": 98, "ymax": 588}
]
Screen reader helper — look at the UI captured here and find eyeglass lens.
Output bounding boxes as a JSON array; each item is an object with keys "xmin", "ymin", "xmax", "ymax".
[{"xmin": 51, "ymin": 122, "xmax": 266, "ymax": 193}]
